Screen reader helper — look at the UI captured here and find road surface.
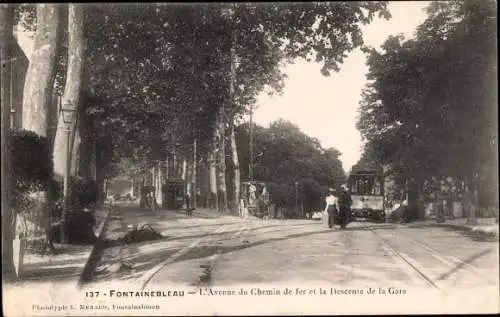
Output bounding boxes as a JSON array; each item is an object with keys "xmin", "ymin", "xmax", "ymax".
[{"xmin": 81, "ymin": 203, "xmax": 499, "ymax": 314}]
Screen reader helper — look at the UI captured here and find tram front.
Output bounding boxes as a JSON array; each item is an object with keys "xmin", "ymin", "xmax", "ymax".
[{"xmin": 347, "ymin": 168, "xmax": 385, "ymax": 222}]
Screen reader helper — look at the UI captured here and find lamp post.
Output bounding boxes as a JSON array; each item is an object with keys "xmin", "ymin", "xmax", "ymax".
[{"xmin": 59, "ymin": 101, "xmax": 76, "ymax": 244}]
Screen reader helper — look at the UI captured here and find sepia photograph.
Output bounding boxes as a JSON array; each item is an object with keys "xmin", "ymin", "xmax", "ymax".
[{"xmin": 1, "ymin": 1, "xmax": 498, "ymax": 316}]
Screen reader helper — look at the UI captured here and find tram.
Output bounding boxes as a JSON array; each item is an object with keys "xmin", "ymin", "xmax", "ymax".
[
  {"xmin": 347, "ymin": 165, "xmax": 385, "ymax": 222},
  {"xmin": 161, "ymin": 178, "xmax": 185, "ymax": 210}
]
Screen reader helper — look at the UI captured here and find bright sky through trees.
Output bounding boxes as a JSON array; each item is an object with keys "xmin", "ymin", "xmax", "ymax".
[{"xmin": 253, "ymin": 1, "xmax": 430, "ymax": 171}]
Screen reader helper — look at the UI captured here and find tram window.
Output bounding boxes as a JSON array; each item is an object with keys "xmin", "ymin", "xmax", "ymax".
[
  {"xmin": 358, "ymin": 179, "xmax": 364, "ymax": 194},
  {"xmin": 350, "ymin": 175, "xmax": 382, "ymax": 195},
  {"xmin": 364, "ymin": 179, "xmax": 371, "ymax": 194},
  {"xmin": 350, "ymin": 181, "xmax": 357, "ymax": 193},
  {"xmin": 175, "ymin": 188, "xmax": 183, "ymax": 197},
  {"xmin": 372, "ymin": 178, "xmax": 381, "ymax": 195}
]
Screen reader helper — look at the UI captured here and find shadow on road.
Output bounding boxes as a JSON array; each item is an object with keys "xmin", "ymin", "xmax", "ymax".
[
  {"xmin": 155, "ymin": 221, "xmax": 319, "ymax": 243},
  {"xmin": 89, "ymin": 224, "xmax": 401, "ymax": 284},
  {"xmin": 20, "ymin": 266, "xmax": 83, "ymax": 281},
  {"xmin": 341, "ymin": 224, "xmax": 398, "ymax": 231},
  {"xmin": 82, "ymin": 219, "xmax": 496, "ymax": 285}
]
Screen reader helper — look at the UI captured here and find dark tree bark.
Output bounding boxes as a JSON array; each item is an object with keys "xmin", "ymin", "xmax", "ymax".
[
  {"xmin": 228, "ymin": 31, "xmax": 240, "ymax": 216},
  {"xmin": 53, "ymin": 4, "xmax": 85, "ymax": 179},
  {"xmin": 1, "ymin": 3, "xmax": 16, "ymax": 280},
  {"xmin": 208, "ymin": 133, "xmax": 218, "ymax": 210},
  {"xmin": 216, "ymin": 113, "xmax": 228, "ymax": 212}
]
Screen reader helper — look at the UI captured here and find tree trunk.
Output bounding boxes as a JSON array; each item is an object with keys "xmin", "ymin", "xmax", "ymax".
[
  {"xmin": 20, "ymin": 4, "xmax": 62, "ymax": 250},
  {"xmin": 436, "ymin": 177, "xmax": 445, "ymax": 223},
  {"xmin": 165, "ymin": 156, "xmax": 169, "ymax": 179},
  {"xmin": 22, "ymin": 4, "xmax": 62, "ymax": 136},
  {"xmin": 468, "ymin": 189, "xmax": 478, "ymax": 226},
  {"xmin": 227, "ymin": 29, "xmax": 240, "ymax": 215},
  {"xmin": 464, "ymin": 176, "xmax": 477, "ymax": 225},
  {"xmin": 249, "ymin": 108, "xmax": 254, "ymax": 181},
  {"xmin": 1, "ymin": 3, "xmax": 16, "ymax": 280},
  {"xmin": 70, "ymin": 126, "xmax": 81, "ymax": 177},
  {"xmin": 53, "ymin": 4, "xmax": 85, "ymax": 179},
  {"xmin": 156, "ymin": 161, "xmax": 162, "ymax": 207},
  {"xmin": 95, "ymin": 150, "xmax": 106, "ymax": 208},
  {"xmin": 181, "ymin": 158, "xmax": 187, "ymax": 181},
  {"xmin": 192, "ymin": 138, "xmax": 197, "ymax": 209},
  {"xmin": 47, "ymin": 93, "xmax": 60, "ymax": 150},
  {"xmin": 208, "ymin": 135, "xmax": 218, "ymax": 210},
  {"xmin": 216, "ymin": 116, "xmax": 228, "ymax": 213},
  {"xmin": 407, "ymin": 178, "xmax": 420, "ymax": 221},
  {"xmin": 52, "ymin": 4, "xmax": 84, "ymax": 244},
  {"xmin": 229, "ymin": 123, "xmax": 241, "ymax": 214},
  {"xmin": 173, "ymin": 151, "xmax": 177, "ymax": 178},
  {"xmin": 205, "ymin": 160, "xmax": 210, "ymax": 208},
  {"xmin": 89, "ymin": 140, "xmax": 97, "ymax": 181}
]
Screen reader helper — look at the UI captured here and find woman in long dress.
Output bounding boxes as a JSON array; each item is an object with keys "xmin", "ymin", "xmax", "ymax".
[{"xmin": 323, "ymin": 188, "xmax": 338, "ymax": 229}]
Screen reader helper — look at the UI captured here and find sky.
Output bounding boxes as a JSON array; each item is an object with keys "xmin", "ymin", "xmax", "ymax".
[{"xmin": 253, "ymin": 1, "xmax": 431, "ymax": 171}]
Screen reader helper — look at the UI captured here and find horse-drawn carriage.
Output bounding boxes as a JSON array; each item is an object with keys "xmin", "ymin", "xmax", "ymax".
[{"xmin": 240, "ymin": 181, "xmax": 270, "ymax": 219}]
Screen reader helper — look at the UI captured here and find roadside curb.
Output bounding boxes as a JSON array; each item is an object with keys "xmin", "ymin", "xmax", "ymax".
[
  {"xmin": 16, "ymin": 205, "xmax": 115, "ymax": 282},
  {"xmin": 421, "ymin": 222, "xmax": 499, "ymax": 238}
]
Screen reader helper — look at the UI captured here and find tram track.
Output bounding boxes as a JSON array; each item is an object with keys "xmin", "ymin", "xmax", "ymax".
[
  {"xmin": 194, "ymin": 218, "xmax": 254, "ymax": 287},
  {"xmin": 79, "ymin": 207, "xmax": 314, "ymax": 289},
  {"xmin": 371, "ymin": 225, "xmax": 498, "ymax": 293},
  {"xmin": 394, "ymin": 228, "xmax": 497, "ymax": 285},
  {"xmin": 139, "ymin": 218, "xmax": 253, "ymax": 289},
  {"xmin": 370, "ymin": 230, "xmax": 443, "ymax": 292}
]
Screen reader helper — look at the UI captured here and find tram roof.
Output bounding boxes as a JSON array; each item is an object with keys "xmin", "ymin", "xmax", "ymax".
[{"xmin": 350, "ymin": 164, "xmax": 383, "ymax": 174}]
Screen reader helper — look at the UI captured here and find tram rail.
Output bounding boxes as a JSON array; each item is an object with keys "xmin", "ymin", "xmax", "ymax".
[
  {"xmin": 370, "ymin": 230, "xmax": 443, "ymax": 292},
  {"xmin": 394, "ymin": 228, "xmax": 497, "ymax": 285}
]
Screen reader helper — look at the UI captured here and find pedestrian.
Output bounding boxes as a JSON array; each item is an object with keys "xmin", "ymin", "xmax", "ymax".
[
  {"xmin": 338, "ymin": 184, "xmax": 353, "ymax": 229},
  {"xmin": 323, "ymin": 188, "xmax": 338, "ymax": 229}
]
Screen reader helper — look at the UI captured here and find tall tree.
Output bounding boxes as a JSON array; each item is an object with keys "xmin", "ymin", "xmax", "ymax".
[
  {"xmin": 52, "ymin": 4, "xmax": 85, "ymax": 179},
  {"xmin": 357, "ymin": 0, "xmax": 497, "ymax": 222},
  {"xmin": 28, "ymin": 3, "xmax": 391, "ymax": 214},
  {"xmin": 52, "ymin": 4, "xmax": 85, "ymax": 242},
  {"xmin": 18, "ymin": 4, "xmax": 62, "ymax": 250},
  {"xmin": 21, "ymin": 4, "xmax": 62, "ymax": 136},
  {"xmin": 1, "ymin": 3, "xmax": 16, "ymax": 280}
]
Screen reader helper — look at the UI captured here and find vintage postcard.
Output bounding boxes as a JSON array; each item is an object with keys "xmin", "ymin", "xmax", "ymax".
[{"xmin": 1, "ymin": 1, "xmax": 498, "ymax": 316}]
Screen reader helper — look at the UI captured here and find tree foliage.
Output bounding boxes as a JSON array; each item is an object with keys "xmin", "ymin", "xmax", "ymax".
[
  {"xmin": 9, "ymin": 130, "xmax": 55, "ymax": 208},
  {"xmin": 358, "ymin": 0, "xmax": 496, "ymax": 182},
  {"xmin": 14, "ymin": 3, "xmax": 391, "ymax": 211},
  {"xmin": 357, "ymin": 0, "xmax": 497, "ymax": 217},
  {"xmin": 236, "ymin": 120, "xmax": 346, "ymax": 210},
  {"xmin": 76, "ymin": 3, "xmax": 390, "ymax": 177}
]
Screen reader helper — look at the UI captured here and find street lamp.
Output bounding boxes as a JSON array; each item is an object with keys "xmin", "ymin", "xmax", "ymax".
[{"xmin": 59, "ymin": 101, "xmax": 76, "ymax": 244}]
